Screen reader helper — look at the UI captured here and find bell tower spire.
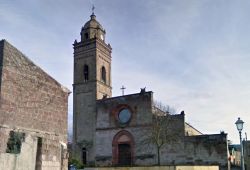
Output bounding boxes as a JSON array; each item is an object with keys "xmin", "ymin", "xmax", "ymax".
[
  {"xmin": 80, "ymin": 11, "xmax": 106, "ymax": 42},
  {"xmin": 73, "ymin": 12, "xmax": 112, "ymax": 164}
]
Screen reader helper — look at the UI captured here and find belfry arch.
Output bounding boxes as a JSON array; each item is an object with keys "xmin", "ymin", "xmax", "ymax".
[{"xmin": 112, "ymin": 130, "xmax": 135, "ymax": 166}]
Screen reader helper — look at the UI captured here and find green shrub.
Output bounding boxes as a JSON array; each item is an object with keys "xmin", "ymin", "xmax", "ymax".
[{"xmin": 69, "ymin": 158, "xmax": 84, "ymax": 169}]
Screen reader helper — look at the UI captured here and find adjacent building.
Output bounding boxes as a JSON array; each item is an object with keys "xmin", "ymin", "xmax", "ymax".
[
  {"xmin": 243, "ymin": 140, "xmax": 250, "ymax": 170},
  {"xmin": 228, "ymin": 144, "xmax": 241, "ymax": 168},
  {"xmin": 0, "ymin": 40, "xmax": 70, "ymax": 170}
]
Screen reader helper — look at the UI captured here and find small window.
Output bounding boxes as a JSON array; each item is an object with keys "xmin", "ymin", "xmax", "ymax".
[
  {"xmin": 82, "ymin": 148, "xmax": 87, "ymax": 164},
  {"xmin": 83, "ymin": 65, "xmax": 89, "ymax": 82},
  {"xmin": 101, "ymin": 66, "xmax": 106, "ymax": 83},
  {"xmin": 84, "ymin": 33, "xmax": 89, "ymax": 40}
]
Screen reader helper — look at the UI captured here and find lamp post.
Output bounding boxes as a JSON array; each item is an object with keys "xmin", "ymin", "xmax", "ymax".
[{"xmin": 235, "ymin": 117, "xmax": 245, "ymax": 170}]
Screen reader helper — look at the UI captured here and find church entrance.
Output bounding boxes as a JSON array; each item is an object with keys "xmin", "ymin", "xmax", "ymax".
[
  {"xmin": 112, "ymin": 130, "xmax": 134, "ymax": 165},
  {"xmin": 118, "ymin": 143, "xmax": 131, "ymax": 165}
]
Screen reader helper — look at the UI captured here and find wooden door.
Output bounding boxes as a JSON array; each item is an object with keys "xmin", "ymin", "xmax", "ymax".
[{"xmin": 118, "ymin": 143, "xmax": 131, "ymax": 165}]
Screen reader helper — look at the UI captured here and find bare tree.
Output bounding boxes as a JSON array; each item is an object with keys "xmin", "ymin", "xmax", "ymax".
[{"xmin": 141, "ymin": 101, "xmax": 180, "ymax": 165}]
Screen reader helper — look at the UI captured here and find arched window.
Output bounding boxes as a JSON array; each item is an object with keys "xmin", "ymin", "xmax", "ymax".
[
  {"xmin": 84, "ymin": 33, "xmax": 89, "ymax": 40},
  {"xmin": 101, "ymin": 66, "xmax": 106, "ymax": 83},
  {"xmin": 83, "ymin": 65, "xmax": 89, "ymax": 82},
  {"xmin": 82, "ymin": 147, "xmax": 87, "ymax": 164}
]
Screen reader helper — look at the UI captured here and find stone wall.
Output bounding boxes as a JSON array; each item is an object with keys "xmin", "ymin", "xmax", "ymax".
[
  {"xmin": 96, "ymin": 91, "xmax": 153, "ymax": 129},
  {"xmin": 184, "ymin": 134, "xmax": 229, "ymax": 170},
  {"xmin": 243, "ymin": 140, "xmax": 250, "ymax": 169},
  {"xmin": 0, "ymin": 126, "xmax": 9, "ymax": 153},
  {"xmin": 95, "ymin": 92, "xmax": 154, "ymax": 166},
  {"xmin": 0, "ymin": 40, "xmax": 69, "ymax": 137},
  {"xmin": 0, "ymin": 132, "xmax": 38, "ymax": 170},
  {"xmin": 0, "ymin": 39, "xmax": 3, "ymax": 88},
  {"xmin": 84, "ymin": 165, "xmax": 219, "ymax": 170},
  {"xmin": 149, "ymin": 133, "xmax": 228, "ymax": 170},
  {"xmin": 0, "ymin": 128, "xmax": 67, "ymax": 170},
  {"xmin": 0, "ymin": 40, "xmax": 69, "ymax": 170}
]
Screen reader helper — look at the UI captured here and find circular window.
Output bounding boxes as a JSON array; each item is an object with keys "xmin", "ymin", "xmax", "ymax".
[{"xmin": 118, "ymin": 109, "xmax": 132, "ymax": 124}]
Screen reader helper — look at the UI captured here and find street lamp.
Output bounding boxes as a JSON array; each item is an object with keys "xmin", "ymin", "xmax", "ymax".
[{"xmin": 235, "ymin": 117, "xmax": 245, "ymax": 170}]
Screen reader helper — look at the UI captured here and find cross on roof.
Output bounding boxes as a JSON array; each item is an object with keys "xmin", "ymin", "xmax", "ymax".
[
  {"xmin": 92, "ymin": 4, "xmax": 95, "ymax": 15},
  {"xmin": 120, "ymin": 85, "xmax": 126, "ymax": 96}
]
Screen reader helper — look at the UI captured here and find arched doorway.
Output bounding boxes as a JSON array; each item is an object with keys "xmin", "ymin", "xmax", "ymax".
[{"xmin": 112, "ymin": 130, "xmax": 134, "ymax": 166}]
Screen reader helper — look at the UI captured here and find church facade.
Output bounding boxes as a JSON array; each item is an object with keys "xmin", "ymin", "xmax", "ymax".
[{"xmin": 72, "ymin": 13, "xmax": 229, "ymax": 169}]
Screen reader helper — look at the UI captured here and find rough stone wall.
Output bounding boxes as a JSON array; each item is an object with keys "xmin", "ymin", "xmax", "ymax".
[
  {"xmin": 96, "ymin": 91, "xmax": 153, "ymax": 129},
  {"xmin": 95, "ymin": 126, "xmax": 155, "ymax": 166},
  {"xmin": 0, "ymin": 40, "xmax": 68, "ymax": 137},
  {"xmin": 0, "ymin": 132, "xmax": 38, "ymax": 170},
  {"xmin": 0, "ymin": 40, "xmax": 3, "ymax": 90},
  {"xmin": 160, "ymin": 134, "xmax": 229, "ymax": 169},
  {"xmin": 73, "ymin": 41, "xmax": 97, "ymax": 85},
  {"xmin": 38, "ymin": 135, "xmax": 63, "ymax": 170},
  {"xmin": 73, "ymin": 38, "xmax": 112, "ymax": 164},
  {"xmin": 0, "ymin": 126, "xmax": 9, "ymax": 153},
  {"xmin": 160, "ymin": 114, "xmax": 186, "ymax": 164},
  {"xmin": 184, "ymin": 134, "xmax": 229, "ymax": 170},
  {"xmin": 95, "ymin": 92, "xmax": 155, "ymax": 166},
  {"xmin": 96, "ymin": 39, "xmax": 112, "ymax": 99},
  {"xmin": 0, "ymin": 40, "xmax": 69, "ymax": 170},
  {"xmin": 84, "ymin": 166, "xmax": 219, "ymax": 170},
  {"xmin": 0, "ymin": 128, "xmax": 68, "ymax": 170}
]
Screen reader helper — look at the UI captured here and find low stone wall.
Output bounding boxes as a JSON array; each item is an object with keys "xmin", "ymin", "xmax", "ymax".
[
  {"xmin": 84, "ymin": 165, "xmax": 219, "ymax": 170},
  {"xmin": 0, "ymin": 134, "xmax": 37, "ymax": 170},
  {"xmin": 0, "ymin": 126, "xmax": 68, "ymax": 170},
  {"xmin": 176, "ymin": 166, "xmax": 219, "ymax": 170}
]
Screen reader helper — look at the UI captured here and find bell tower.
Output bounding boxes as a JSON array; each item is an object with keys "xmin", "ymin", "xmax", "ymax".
[{"xmin": 72, "ymin": 12, "xmax": 112, "ymax": 164}]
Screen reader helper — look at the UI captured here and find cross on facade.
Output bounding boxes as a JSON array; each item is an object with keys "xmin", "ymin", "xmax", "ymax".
[{"xmin": 120, "ymin": 85, "xmax": 126, "ymax": 96}]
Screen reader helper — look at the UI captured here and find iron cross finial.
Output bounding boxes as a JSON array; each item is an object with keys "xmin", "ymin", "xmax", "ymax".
[
  {"xmin": 120, "ymin": 85, "xmax": 126, "ymax": 96},
  {"xmin": 92, "ymin": 4, "xmax": 95, "ymax": 15}
]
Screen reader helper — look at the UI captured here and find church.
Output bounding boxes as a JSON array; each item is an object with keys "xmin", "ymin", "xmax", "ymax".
[{"xmin": 72, "ymin": 12, "xmax": 229, "ymax": 169}]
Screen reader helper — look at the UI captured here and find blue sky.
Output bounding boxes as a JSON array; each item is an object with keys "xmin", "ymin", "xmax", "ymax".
[{"xmin": 1, "ymin": 0, "xmax": 250, "ymax": 143}]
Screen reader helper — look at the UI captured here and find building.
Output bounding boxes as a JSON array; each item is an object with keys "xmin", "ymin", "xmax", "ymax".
[
  {"xmin": 243, "ymin": 140, "xmax": 250, "ymax": 170},
  {"xmin": 228, "ymin": 144, "xmax": 241, "ymax": 167},
  {"xmin": 229, "ymin": 140, "xmax": 250, "ymax": 169},
  {"xmin": 72, "ymin": 13, "xmax": 229, "ymax": 169},
  {"xmin": 0, "ymin": 40, "xmax": 70, "ymax": 170}
]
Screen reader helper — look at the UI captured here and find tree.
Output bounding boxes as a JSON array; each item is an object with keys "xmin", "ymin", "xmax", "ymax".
[{"xmin": 141, "ymin": 101, "xmax": 180, "ymax": 165}]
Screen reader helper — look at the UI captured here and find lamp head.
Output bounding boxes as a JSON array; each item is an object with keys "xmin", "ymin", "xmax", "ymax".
[{"xmin": 235, "ymin": 117, "xmax": 244, "ymax": 132}]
